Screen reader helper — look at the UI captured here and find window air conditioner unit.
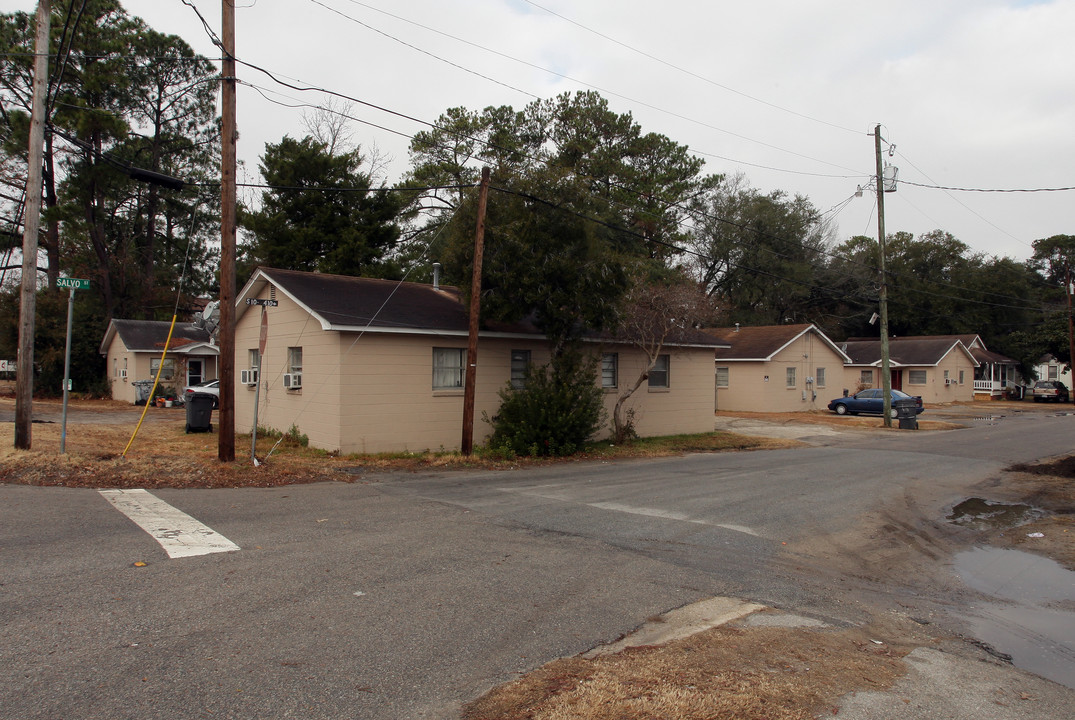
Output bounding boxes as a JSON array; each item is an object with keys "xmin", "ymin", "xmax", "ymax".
[
  {"xmin": 240, "ymin": 369, "xmax": 259, "ymax": 386},
  {"xmin": 119, "ymin": 368, "xmax": 127, "ymax": 380},
  {"xmin": 945, "ymin": 378, "xmax": 955, "ymax": 385},
  {"xmin": 283, "ymin": 372, "xmax": 302, "ymax": 389}
]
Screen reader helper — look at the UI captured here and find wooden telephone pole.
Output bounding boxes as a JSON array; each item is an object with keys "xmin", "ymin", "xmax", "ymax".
[
  {"xmin": 461, "ymin": 167, "xmax": 491, "ymax": 455},
  {"xmin": 874, "ymin": 125, "xmax": 893, "ymax": 427},
  {"xmin": 218, "ymin": 0, "xmax": 237, "ymax": 461},
  {"xmin": 14, "ymin": 0, "xmax": 50, "ymax": 450}
]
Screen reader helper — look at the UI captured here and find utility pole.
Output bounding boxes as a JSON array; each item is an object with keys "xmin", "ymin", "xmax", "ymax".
[
  {"xmin": 874, "ymin": 124, "xmax": 893, "ymax": 427},
  {"xmin": 14, "ymin": 0, "xmax": 50, "ymax": 450},
  {"xmin": 1067, "ymin": 267, "xmax": 1075, "ymax": 403},
  {"xmin": 218, "ymin": 0, "xmax": 237, "ymax": 461},
  {"xmin": 461, "ymin": 167, "xmax": 491, "ymax": 456}
]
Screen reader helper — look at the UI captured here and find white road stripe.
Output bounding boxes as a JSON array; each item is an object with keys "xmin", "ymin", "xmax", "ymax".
[
  {"xmin": 572, "ymin": 499, "xmax": 760, "ymax": 536},
  {"xmin": 99, "ymin": 489, "xmax": 240, "ymax": 558}
]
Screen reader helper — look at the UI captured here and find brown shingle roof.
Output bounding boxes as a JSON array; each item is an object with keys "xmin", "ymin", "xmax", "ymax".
[
  {"xmin": 109, "ymin": 319, "xmax": 213, "ymax": 352},
  {"xmin": 255, "ymin": 267, "xmax": 480, "ymax": 332},
  {"xmin": 841, "ymin": 337, "xmax": 977, "ymax": 367},
  {"xmin": 706, "ymin": 324, "xmax": 847, "ymax": 361},
  {"xmin": 244, "ymin": 268, "xmax": 724, "ymax": 347}
]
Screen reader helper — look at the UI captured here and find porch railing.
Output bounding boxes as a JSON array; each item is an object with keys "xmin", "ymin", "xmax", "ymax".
[{"xmin": 974, "ymin": 380, "xmax": 1001, "ymax": 392}]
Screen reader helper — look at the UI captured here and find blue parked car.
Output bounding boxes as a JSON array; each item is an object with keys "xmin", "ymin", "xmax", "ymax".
[{"xmin": 828, "ymin": 388, "xmax": 924, "ymax": 417}]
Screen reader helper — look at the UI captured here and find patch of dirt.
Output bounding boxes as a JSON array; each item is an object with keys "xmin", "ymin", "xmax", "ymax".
[
  {"xmin": 717, "ymin": 409, "xmax": 964, "ymax": 432},
  {"xmin": 975, "ymin": 456, "xmax": 1075, "ymax": 570},
  {"xmin": 0, "ymin": 398, "xmax": 789, "ymax": 489},
  {"xmin": 462, "ymin": 625, "xmax": 909, "ymax": 720}
]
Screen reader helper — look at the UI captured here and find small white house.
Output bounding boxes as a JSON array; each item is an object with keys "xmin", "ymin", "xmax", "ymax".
[{"xmin": 99, "ymin": 319, "xmax": 219, "ymax": 403}]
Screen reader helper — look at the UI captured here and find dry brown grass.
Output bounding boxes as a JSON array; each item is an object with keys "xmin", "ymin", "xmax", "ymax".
[
  {"xmin": 718, "ymin": 409, "xmax": 964, "ymax": 432},
  {"xmin": 0, "ymin": 398, "xmax": 791, "ymax": 489},
  {"xmin": 463, "ymin": 625, "xmax": 908, "ymax": 720}
]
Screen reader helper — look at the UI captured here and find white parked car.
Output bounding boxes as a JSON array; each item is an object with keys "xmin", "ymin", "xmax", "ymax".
[{"xmin": 182, "ymin": 379, "xmax": 219, "ymax": 408}]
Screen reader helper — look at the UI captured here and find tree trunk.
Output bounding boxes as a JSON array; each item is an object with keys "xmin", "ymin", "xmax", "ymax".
[{"xmin": 613, "ymin": 352, "xmax": 657, "ymax": 442}]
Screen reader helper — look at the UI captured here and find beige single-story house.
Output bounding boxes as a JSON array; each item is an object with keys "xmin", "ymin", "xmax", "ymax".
[
  {"xmin": 99, "ymin": 319, "xmax": 219, "ymax": 404},
  {"xmin": 840, "ymin": 336, "xmax": 978, "ymax": 404},
  {"xmin": 706, "ymin": 324, "xmax": 852, "ymax": 412},
  {"xmin": 233, "ymin": 267, "xmax": 726, "ymax": 455}
]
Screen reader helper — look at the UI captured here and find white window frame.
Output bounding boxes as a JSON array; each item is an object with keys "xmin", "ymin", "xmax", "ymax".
[
  {"xmin": 602, "ymin": 353, "xmax": 618, "ymax": 389},
  {"xmin": 815, "ymin": 367, "xmax": 826, "ymax": 388},
  {"xmin": 908, "ymin": 369, "xmax": 927, "ymax": 385},
  {"xmin": 959, "ymin": 370, "xmax": 965, "ymax": 385},
  {"xmin": 287, "ymin": 347, "xmax": 302, "ymax": 374},
  {"xmin": 510, "ymin": 349, "xmax": 531, "ymax": 390},
  {"xmin": 716, "ymin": 366, "xmax": 729, "ymax": 388},
  {"xmin": 860, "ymin": 370, "xmax": 873, "ymax": 386},
  {"xmin": 249, "ymin": 348, "xmax": 261, "ymax": 371},
  {"xmin": 433, "ymin": 347, "xmax": 466, "ymax": 390},
  {"xmin": 648, "ymin": 354, "xmax": 670, "ymax": 389},
  {"xmin": 786, "ymin": 367, "xmax": 797, "ymax": 388},
  {"xmin": 150, "ymin": 357, "xmax": 175, "ymax": 381}
]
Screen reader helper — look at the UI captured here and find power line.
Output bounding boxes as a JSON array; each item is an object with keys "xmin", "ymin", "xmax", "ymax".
[
  {"xmin": 310, "ymin": 0, "xmax": 540, "ymax": 101},
  {"xmin": 893, "ymin": 149, "xmax": 1031, "ymax": 249},
  {"xmin": 167, "ymin": 1, "xmax": 1055, "ymax": 313},
  {"xmin": 900, "ymin": 180, "xmax": 1075, "ymax": 193},
  {"xmin": 239, "ymin": 80, "xmax": 415, "ymax": 141},
  {"xmin": 521, "ymin": 0, "xmax": 864, "ymax": 136},
  {"xmin": 310, "ymin": 0, "xmax": 866, "ymax": 176}
]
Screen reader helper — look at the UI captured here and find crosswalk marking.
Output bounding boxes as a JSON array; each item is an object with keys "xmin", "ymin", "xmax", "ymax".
[{"xmin": 99, "ymin": 489, "xmax": 240, "ymax": 558}]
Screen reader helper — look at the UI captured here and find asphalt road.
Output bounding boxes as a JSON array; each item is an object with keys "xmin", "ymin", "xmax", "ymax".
[{"xmin": 2, "ymin": 409, "xmax": 1073, "ymax": 719}]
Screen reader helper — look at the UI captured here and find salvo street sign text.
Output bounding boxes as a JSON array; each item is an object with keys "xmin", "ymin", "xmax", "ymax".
[
  {"xmin": 57, "ymin": 277, "xmax": 90, "ymax": 290},
  {"xmin": 246, "ymin": 298, "xmax": 278, "ymax": 306}
]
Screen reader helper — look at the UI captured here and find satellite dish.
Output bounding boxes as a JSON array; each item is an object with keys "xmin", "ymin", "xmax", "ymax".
[{"xmin": 201, "ymin": 301, "xmax": 220, "ymax": 336}]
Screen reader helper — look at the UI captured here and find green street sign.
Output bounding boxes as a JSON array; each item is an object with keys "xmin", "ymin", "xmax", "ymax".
[{"xmin": 57, "ymin": 277, "xmax": 90, "ymax": 290}]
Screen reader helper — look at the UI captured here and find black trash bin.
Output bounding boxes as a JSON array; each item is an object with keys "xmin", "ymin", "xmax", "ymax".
[
  {"xmin": 185, "ymin": 392, "xmax": 215, "ymax": 433},
  {"xmin": 894, "ymin": 398, "xmax": 918, "ymax": 430}
]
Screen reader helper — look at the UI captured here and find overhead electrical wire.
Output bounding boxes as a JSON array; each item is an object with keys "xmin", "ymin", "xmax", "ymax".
[
  {"xmin": 311, "ymin": 0, "xmax": 867, "ymax": 177},
  {"xmin": 168, "ymin": 0, "xmax": 1059, "ymax": 316},
  {"xmin": 900, "ymin": 179, "xmax": 1075, "ymax": 193},
  {"xmin": 893, "ymin": 149, "xmax": 1033, "ymax": 250},
  {"xmin": 520, "ymin": 0, "xmax": 864, "ymax": 137}
]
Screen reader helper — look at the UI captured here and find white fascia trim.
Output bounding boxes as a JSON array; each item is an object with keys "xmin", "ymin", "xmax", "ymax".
[
  {"xmin": 329, "ymin": 324, "xmax": 547, "ymax": 341},
  {"xmin": 236, "ymin": 269, "xmax": 335, "ymax": 330},
  {"xmin": 172, "ymin": 342, "xmax": 220, "ymax": 355}
]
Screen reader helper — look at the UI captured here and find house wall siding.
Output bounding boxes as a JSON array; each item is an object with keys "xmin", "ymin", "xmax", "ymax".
[
  {"xmin": 333, "ymin": 336, "xmax": 554, "ymax": 454},
  {"xmin": 232, "ymin": 294, "xmax": 717, "ymax": 454},
  {"xmin": 105, "ymin": 334, "xmax": 136, "ymax": 403},
  {"xmin": 902, "ymin": 349, "xmax": 975, "ymax": 404},
  {"xmin": 715, "ymin": 333, "xmax": 847, "ymax": 412},
  {"xmin": 234, "ymin": 289, "xmax": 343, "ymax": 450},
  {"xmin": 842, "ymin": 350, "xmax": 976, "ymax": 405},
  {"xmin": 104, "ymin": 333, "xmax": 218, "ymax": 404},
  {"xmin": 603, "ymin": 346, "xmax": 716, "ymax": 436}
]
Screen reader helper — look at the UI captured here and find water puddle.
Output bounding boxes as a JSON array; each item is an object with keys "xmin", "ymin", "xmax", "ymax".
[
  {"xmin": 953, "ymin": 546, "xmax": 1075, "ymax": 689},
  {"xmin": 946, "ymin": 497, "xmax": 1043, "ymax": 530}
]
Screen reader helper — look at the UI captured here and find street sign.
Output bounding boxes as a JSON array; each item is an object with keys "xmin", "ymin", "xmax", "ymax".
[
  {"xmin": 57, "ymin": 277, "xmax": 90, "ymax": 290},
  {"xmin": 245, "ymin": 298, "xmax": 278, "ymax": 306},
  {"xmin": 0, "ymin": 360, "xmax": 15, "ymax": 372}
]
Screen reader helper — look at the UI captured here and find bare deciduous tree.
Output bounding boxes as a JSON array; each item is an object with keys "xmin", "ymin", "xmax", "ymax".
[{"xmin": 609, "ymin": 273, "xmax": 719, "ymax": 442}]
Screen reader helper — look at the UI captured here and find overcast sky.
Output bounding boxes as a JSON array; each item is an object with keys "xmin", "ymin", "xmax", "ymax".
[{"xmin": 7, "ymin": 0, "xmax": 1074, "ymax": 261}]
